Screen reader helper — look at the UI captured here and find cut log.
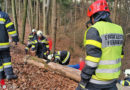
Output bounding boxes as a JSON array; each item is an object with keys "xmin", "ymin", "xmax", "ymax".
[{"xmin": 24, "ymin": 55, "xmax": 81, "ymax": 82}]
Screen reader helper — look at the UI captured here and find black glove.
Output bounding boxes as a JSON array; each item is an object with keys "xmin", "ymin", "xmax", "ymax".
[
  {"xmin": 12, "ymin": 35, "xmax": 19, "ymax": 42},
  {"xmin": 54, "ymin": 58, "xmax": 60, "ymax": 63},
  {"xmin": 25, "ymin": 49, "xmax": 28, "ymax": 54}
]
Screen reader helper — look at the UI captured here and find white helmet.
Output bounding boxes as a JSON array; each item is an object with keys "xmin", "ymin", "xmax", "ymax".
[
  {"xmin": 37, "ymin": 30, "xmax": 43, "ymax": 36},
  {"xmin": 124, "ymin": 69, "xmax": 130, "ymax": 77},
  {"xmin": 47, "ymin": 54, "xmax": 54, "ymax": 60},
  {"xmin": 32, "ymin": 29, "xmax": 36, "ymax": 32}
]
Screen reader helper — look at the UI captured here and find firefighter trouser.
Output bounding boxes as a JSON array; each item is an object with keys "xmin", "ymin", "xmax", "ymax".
[
  {"xmin": 0, "ymin": 51, "xmax": 14, "ymax": 79},
  {"xmin": 76, "ymin": 81, "xmax": 117, "ymax": 90}
]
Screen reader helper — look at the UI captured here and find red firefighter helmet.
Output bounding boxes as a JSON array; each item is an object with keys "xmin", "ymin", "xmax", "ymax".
[{"xmin": 87, "ymin": 0, "xmax": 110, "ymax": 17}]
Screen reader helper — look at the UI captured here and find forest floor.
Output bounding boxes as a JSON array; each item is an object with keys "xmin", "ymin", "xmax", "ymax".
[
  {"xmin": 5, "ymin": 39, "xmax": 130, "ymax": 89},
  {"xmin": 5, "ymin": 43, "xmax": 77, "ymax": 90},
  {"xmin": 4, "ymin": 18, "xmax": 130, "ymax": 89}
]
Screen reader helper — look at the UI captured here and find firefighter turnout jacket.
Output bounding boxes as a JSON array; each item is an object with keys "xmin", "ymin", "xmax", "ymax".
[
  {"xmin": 25, "ymin": 33, "xmax": 37, "ymax": 50},
  {"xmin": 32, "ymin": 36, "xmax": 49, "ymax": 58},
  {"xmin": 54, "ymin": 51, "xmax": 70, "ymax": 65},
  {"xmin": 80, "ymin": 21, "xmax": 124, "ymax": 88},
  {"xmin": 0, "ymin": 10, "xmax": 18, "ymax": 51},
  {"xmin": 28, "ymin": 33, "xmax": 37, "ymax": 41}
]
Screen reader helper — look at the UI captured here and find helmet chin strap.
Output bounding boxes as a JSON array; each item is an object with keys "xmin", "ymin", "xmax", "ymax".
[{"xmin": 86, "ymin": 20, "xmax": 93, "ymax": 28}]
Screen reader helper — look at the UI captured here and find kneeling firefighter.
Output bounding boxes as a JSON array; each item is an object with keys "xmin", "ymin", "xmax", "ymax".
[
  {"xmin": 25, "ymin": 29, "xmax": 37, "ymax": 54},
  {"xmin": 77, "ymin": 0, "xmax": 124, "ymax": 90},
  {"xmin": 32, "ymin": 30, "xmax": 50, "ymax": 59},
  {"xmin": 47, "ymin": 51, "xmax": 70, "ymax": 65}
]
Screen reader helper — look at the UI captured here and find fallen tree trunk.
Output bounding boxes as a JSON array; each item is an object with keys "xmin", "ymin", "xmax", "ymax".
[{"xmin": 24, "ymin": 55, "xmax": 81, "ymax": 82}]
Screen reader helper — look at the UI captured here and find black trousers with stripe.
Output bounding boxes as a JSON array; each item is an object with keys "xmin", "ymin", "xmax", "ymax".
[{"xmin": 0, "ymin": 50, "xmax": 14, "ymax": 79}]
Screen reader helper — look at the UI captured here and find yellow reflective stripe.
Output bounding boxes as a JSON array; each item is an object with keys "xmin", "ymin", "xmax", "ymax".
[
  {"xmin": 0, "ymin": 42, "xmax": 9, "ymax": 46},
  {"xmin": 0, "ymin": 18, "xmax": 6, "ymax": 22},
  {"xmin": 55, "ymin": 56, "xmax": 60, "ymax": 59},
  {"xmin": 32, "ymin": 45, "xmax": 35, "ymax": 48},
  {"xmin": 0, "ymin": 66, "xmax": 3, "ymax": 69},
  {"xmin": 92, "ymin": 75, "xmax": 110, "ymax": 81},
  {"xmin": 57, "ymin": 51, "xmax": 60, "ymax": 55},
  {"xmin": 126, "ymin": 80, "xmax": 130, "ymax": 85},
  {"xmin": 44, "ymin": 52, "xmax": 47, "ymax": 55},
  {"xmin": 3, "ymin": 62, "xmax": 11, "ymax": 66},
  {"xmin": 62, "ymin": 52, "xmax": 70, "ymax": 63},
  {"xmin": 86, "ymin": 56, "xmax": 100, "ymax": 63},
  {"xmin": 122, "ymin": 80, "xmax": 125, "ymax": 86},
  {"xmin": 31, "ymin": 41, "xmax": 35, "ymax": 44},
  {"xmin": 46, "ymin": 45, "xmax": 49, "ymax": 48},
  {"xmin": 34, "ymin": 40, "xmax": 37, "ymax": 43},
  {"xmin": 80, "ymin": 84, "xmax": 85, "ymax": 89},
  {"xmin": 29, "ymin": 36, "xmax": 33, "ymax": 38},
  {"xmin": 6, "ymin": 22, "xmax": 13, "ymax": 28},
  {"xmin": 25, "ymin": 47, "xmax": 29, "ymax": 50},
  {"xmin": 8, "ymin": 30, "xmax": 16, "ymax": 35},
  {"xmin": 121, "ymin": 55, "xmax": 124, "ymax": 59},
  {"xmin": 85, "ymin": 40, "xmax": 101, "ymax": 48},
  {"xmin": 41, "ymin": 40, "xmax": 48, "ymax": 43}
]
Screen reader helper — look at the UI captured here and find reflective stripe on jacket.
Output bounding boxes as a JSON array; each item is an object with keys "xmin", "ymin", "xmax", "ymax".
[
  {"xmin": 32, "ymin": 36, "xmax": 49, "ymax": 53},
  {"xmin": 55, "ymin": 51, "xmax": 70, "ymax": 65},
  {"xmin": 84, "ymin": 21, "xmax": 124, "ymax": 84},
  {"xmin": 0, "ymin": 11, "xmax": 17, "ymax": 51},
  {"xmin": 28, "ymin": 33, "xmax": 37, "ymax": 41}
]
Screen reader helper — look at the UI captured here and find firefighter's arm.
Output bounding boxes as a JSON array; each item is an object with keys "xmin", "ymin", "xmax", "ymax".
[
  {"xmin": 118, "ymin": 80, "xmax": 130, "ymax": 86},
  {"xmin": 121, "ymin": 49, "xmax": 124, "ymax": 59},
  {"xmin": 5, "ymin": 13, "xmax": 19, "ymax": 42},
  {"xmin": 45, "ymin": 39, "xmax": 49, "ymax": 51},
  {"xmin": 28, "ymin": 34, "xmax": 33, "ymax": 41},
  {"xmin": 79, "ymin": 27, "xmax": 102, "ymax": 88}
]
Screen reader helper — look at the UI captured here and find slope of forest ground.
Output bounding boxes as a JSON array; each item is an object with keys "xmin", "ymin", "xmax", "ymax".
[
  {"xmin": 4, "ymin": 17, "xmax": 130, "ymax": 89},
  {"xmin": 5, "ymin": 43, "xmax": 77, "ymax": 89},
  {"xmin": 5, "ymin": 21, "xmax": 79, "ymax": 89}
]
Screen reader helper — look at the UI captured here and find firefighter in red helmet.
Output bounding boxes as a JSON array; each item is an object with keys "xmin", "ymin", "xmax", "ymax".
[{"xmin": 76, "ymin": 0, "xmax": 124, "ymax": 90}]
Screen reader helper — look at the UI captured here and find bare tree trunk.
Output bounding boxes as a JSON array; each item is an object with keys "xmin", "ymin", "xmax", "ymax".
[
  {"xmin": 28, "ymin": 0, "xmax": 33, "ymax": 30},
  {"xmin": 51, "ymin": 0, "xmax": 57, "ymax": 53},
  {"xmin": 36, "ymin": 0, "xmax": 40, "ymax": 30},
  {"xmin": 27, "ymin": 5, "xmax": 31, "ymax": 31},
  {"xmin": 119, "ymin": 0, "xmax": 122, "ymax": 25},
  {"xmin": 21, "ymin": 0, "xmax": 28, "ymax": 44},
  {"xmin": 29, "ymin": 0, "xmax": 34, "ymax": 29},
  {"xmin": 19, "ymin": 0, "xmax": 21, "ymax": 20},
  {"xmin": 12, "ymin": 0, "xmax": 19, "ymax": 36},
  {"xmin": 113, "ymin": 0, "xmax": 118, "ymax": 23},
  {"xmin": 43, "ymin": 0, "xmax": 51, "ymax": 35},
  {"xmin": 32, "ymin": 0, "xmax": 36, "ymax": 28},
  {"xmin": 5, "ymin": 0, "xmax": 8, "ymax": 13},
  {"xmin": 74, "ymin": 0, "xmax": 77, "ymax": 24},
  {"xmin": 25, "ymin": 56, "xmax": 81, "ymax": 82}
]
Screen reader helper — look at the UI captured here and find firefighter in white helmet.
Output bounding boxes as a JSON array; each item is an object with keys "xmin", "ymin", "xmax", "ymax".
[
  {"xmin": 117, "ymin": 69, "xmax": 130, "ymax": 86},
  {"xmin": 25, "ymin": 29, "xmax": 37, "ymax": 54},
  {"xmin": 31, "ymin": 30, "xmax": 49, "ymax": 59}
]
